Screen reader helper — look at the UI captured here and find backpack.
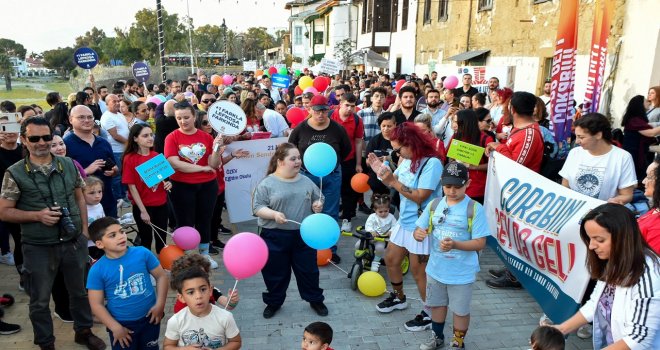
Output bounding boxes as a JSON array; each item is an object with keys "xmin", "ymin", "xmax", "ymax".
[{"xmin": 427, "ymin": 197, "xmax": 477, "ymax": 234}]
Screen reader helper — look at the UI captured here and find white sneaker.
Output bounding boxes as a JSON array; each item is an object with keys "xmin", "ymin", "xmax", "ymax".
[
  {"xmin": 420, "ymin": 331, "xmax": 444, "ymax": 350},
  {"xmin": 0, "ymin": 252, "xmax": 15, "ymax": 266},
  {"xmin": 204, "ymin": 254, "xmax": 219, "ymax": 269},
  {"xmin": 539, "ymin": 313, "xmax": 553, "ymax": 326},
  {"xmin": 119, "ymin": 213, "xmax": 136, "ymax": 225},
  {"xmin": 577, "ymin": 324, "xmax": 593, "ymax": 339},
  {"xmin": 370, "ymin": 260, "xmax": 380, "ymax": 272},
  {"xmin": 341, "ymin": 219, "xmax": 352, "ymax": 232}
]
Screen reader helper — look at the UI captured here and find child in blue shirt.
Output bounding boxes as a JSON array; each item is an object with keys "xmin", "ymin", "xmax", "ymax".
[
  {"xmin": 87, "ymin": 217, "xmax": 169, "ymax": 350},
  {"xmin": 413, "ymin": 162, "xmax": 490, "ymax": 349}
]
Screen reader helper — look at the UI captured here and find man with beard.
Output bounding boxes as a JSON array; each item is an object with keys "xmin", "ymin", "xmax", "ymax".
[
  {"xmin": 420, "ymin": 89, "xmax": 447, "ymax": 129},
  {"xmin": 486, "ymin": 77, "xmax": 500, "ymax": 104},
  {"xmin": 391, "ymin": 86, "xmax": 421, "ymax": 124}
]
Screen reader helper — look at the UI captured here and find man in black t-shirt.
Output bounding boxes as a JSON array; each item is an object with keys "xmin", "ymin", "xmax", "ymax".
[{"xmin": 452, "ymin": 73, "xmax": 479, "ymax": 98}]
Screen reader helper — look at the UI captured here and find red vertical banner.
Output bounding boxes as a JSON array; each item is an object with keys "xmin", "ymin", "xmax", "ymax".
[
  {"xmin": 549, "ymin": 0, "xmax": 579, "ymax": 142},
  {"xmin": 583, "ymin": 0, "xmax": 613, "ymax": 113}
]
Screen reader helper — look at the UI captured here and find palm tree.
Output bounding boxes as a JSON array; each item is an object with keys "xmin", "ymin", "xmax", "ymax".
[{"xmin": 0, "ymin": 54, "xmax": 13, "ymax": 91}]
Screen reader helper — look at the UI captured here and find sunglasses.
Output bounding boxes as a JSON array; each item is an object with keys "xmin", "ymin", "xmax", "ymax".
[
  {"xmin": 436, "ymin": 207, "xmax": 450, "ymax": 225},
  {"xmin": 202, "ymin": 99, "xmax": 216, "ymax": 104},
  {"xmin": 26, "ymin": 134, "xmax": 53, "ymax": 143},
  {"xmin": 201, "ymin": 120, "xmax": 210, "ymax": 126}
]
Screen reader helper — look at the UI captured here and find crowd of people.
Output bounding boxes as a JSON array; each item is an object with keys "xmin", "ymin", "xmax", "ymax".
[{"xmin": 0, "ymin": 68, "xmax": 658, "ymax": 350}]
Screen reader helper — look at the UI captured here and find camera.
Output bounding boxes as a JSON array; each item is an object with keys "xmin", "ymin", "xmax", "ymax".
[{"xmin": 57, "ymin": 207, "xmax": 78, "ymax": 236}]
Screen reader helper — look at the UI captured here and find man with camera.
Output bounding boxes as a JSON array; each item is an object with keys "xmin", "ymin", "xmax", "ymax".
[
  {"xmin": 65, "ymin": 105, "xmax": 119, "ymax": 218},
  {"xmin": 0, "ymin": 116, "xmax": 106, "ymax": 350}
]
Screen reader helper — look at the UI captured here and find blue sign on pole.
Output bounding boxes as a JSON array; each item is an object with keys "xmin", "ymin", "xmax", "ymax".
[
  {"xmin": 132, "ymin": 62, "xmax": 151, "ymax": 83},
  {"xmin": 135, "ymin": 154, "xmax": 175, "ymax": 188},
  {"xmin": 271, "ymin": 74, "xmax": 291, "ymax": 88},
  {"xmin": 73, "ymin": 47, "xmax": 99, "ymax": 69}
]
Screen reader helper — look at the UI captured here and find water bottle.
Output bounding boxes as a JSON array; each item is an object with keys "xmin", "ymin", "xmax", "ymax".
[{"xmin": 377, "ymin": 160, "xmax": 390, "ymax": 181}]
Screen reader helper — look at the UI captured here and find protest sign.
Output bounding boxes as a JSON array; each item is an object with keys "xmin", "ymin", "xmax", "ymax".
[
  {"xmin": 135, "ymin": 154, "xmax": 175, "ymax": 188},
  {"xmin": 271, "ymin": 74, "xmax": 291, "ymax": 88},
  {"xmin": 243, "ymin": 60, "xmax": 257, "ymax": 72},
  {"xmin": 73, "ymin": 47, "xmax": 99, "ymax": 69},
  {"xmin": 456, "ymin": 66, "xmax": 516, "ymax": 93},
  {"xmin": 223, "ymin": 138, "xmax": 288, "ymax": 223},
  {"xmin": 291, "ymin": 62, "xmax": 304, "ymax": 72},
  {"xmin": 207, "ymin": 101, "xmax": 247, "ymax": 136},
  {"xmin": 484, "ymin": 152, "xmax": 604, "ymax": 323},
  {"xmin": 446, "ymin": 139, "xmax": 485, "ymax": 165},
  {"xmin": 132, "ymin": 62, "xmax": 151, "ymax": 83},
  {"xmin": 320, "ymin": 58, "xmax": 342, "ymax": 75}
]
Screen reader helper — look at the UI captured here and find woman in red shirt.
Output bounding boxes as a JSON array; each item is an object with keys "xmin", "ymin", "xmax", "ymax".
[
  {"xmin": 448, "ymin": 109, "xmax": 493, "ymax": 204},
  {"xmin": 165, "ymin": 102, "xmax": 224, "ymax": 268},
  {"xmin": 638, "ymin": 157, "xmax": 660, "ymax": 253},
  {"xmin": 122, "ymin": 124, "xmax": 172, "ymax": 254}
]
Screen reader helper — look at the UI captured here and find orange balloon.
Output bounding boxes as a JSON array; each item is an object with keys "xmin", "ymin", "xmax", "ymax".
[
  {"xmin": 351, "ymin": 173, "xmax": 370, "ymax": 193},
  {"xmin": 210, "ymin": 74, "xmax": 222, "ymax": 86},
  {"xmin": 317, "ymin": 249, "xmax": 332, "ymax": 266},
  {"xmin": 159, "ymin": 245, "xmax": 185, "ymax": 270},
  {"xmin": 255, "ymin": 69, "xmax": 264, "ymax": 76},
  {"xmin": 137, "ymin": 97, "xmax": 146, "ymax": 102}
]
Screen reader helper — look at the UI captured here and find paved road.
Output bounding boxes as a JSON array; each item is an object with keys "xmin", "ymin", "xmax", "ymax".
[{"xmin": 0, "ymin": 209, "xmax": 593, "ymax": 349}]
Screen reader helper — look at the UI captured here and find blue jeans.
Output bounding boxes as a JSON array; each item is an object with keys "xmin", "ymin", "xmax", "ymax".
[
  {"xmin": 301, "ymin": 165, "xmax": 341, "ymax": 253},
  {"xmin": 107, "ymin": 316, "xmax": 160, "ymax": 350},
  {"xmin": 112, "ymin": 152, "xmax": 127, "ymax": 202}
]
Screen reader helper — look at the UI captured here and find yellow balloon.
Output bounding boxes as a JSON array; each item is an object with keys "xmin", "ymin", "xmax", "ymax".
[
  {"xmin": 299, "ymin": 76, "xmax": 313, "ymax": 89},
  {"xmin": 357, "ymin": 271, "xmax": 386, "ymax": 297}
]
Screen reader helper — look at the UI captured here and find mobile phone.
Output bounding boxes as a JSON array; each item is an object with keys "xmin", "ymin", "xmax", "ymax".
[
  {"xmin": 0, "ymin": 123, "xmax": 20, "ymax": 133},
  {"xmin": 373, "ymin": 149, "xmax": 387, "ymax": 157},
  {"xmin": 103, "ymin": 157, "xmax": 116, "ymax": 171}
]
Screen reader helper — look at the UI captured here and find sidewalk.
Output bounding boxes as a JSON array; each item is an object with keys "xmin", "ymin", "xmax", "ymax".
[{"xmin": 0, "ymin": 209, "xmax": 593, "ymax": 349}]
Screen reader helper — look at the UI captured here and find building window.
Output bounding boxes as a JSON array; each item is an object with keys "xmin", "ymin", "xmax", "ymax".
[
  {"xmin": 294, "ymin": 26, "xmax": 302, "ymax": 45},
  {"xmin": 423, "ymin": 0, "xmax": 432, "ymax": 24},
  {"xmin": 478, "ymin": 0, "xmax": 493, "ymax": 11},
  {"xmin": 326, "ymin": 16, "xmax": 330, "ymax": 43},
  {"xmin": 392, "ymin": 0, "xmax": 398, "ymax": 32},
  {"xmin": 402, "ymin": 0, "xmax": 409, "ymax": 30},
  {"xmin": 313, "ymin": 31, "xmax": 323, "ymax": 45},
  {"xmin": 374, "ymin": 0, "xmax": 393, "ymax": 32},
  {"xmin": 362, "ymin": 0, "xmax": 368, "ymax": 33},
  {"xmin": 438, "ymin": 0, "xmax": 448, "ymax": 21}
]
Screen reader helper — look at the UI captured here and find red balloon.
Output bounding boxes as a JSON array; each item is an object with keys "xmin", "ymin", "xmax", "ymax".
[
  {"xmin": 317, "ymin": 249, "xmax": 332, "ymax": 266},
  {"xmin": 313, "ymin": 77, "xmax": 329, "ymax": 92},
  {"xmin": 286, "ymin": 107, "xmax": 307, "ymax": 126},
  {"xmin": 325, "ymin": 76, "xmax": 332, "ymax": 86},
  {"xmin": 395, "ymin": 79, "xmax": 406, "ymax": 93},
  {"xmin": 268, "ymin": 66, "xmax": 278, "ymax": 75},
  {"xmin": 294, "ymin": 85, "xmax": 303, "ymax": 96}
]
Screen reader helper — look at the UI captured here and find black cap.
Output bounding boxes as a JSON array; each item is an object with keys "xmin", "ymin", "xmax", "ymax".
[{"xmin": 441, "ymin": 162, "xmax": 469, "ymax": 186}]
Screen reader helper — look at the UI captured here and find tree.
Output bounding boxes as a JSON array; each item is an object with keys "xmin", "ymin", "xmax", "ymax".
[
  {"xmin": 120, "ymin": 8, "xmax": 188, "ymax": 63},
  {"xmin": 43, "ymin": 47, "xmax": 76, "ymax": 78},
  {"xmin": 75, "ymin": 27, "xmax": 107, "ymax": 62},
  {"xmin": 243, "ymin": 27, "xmax": 275, "ymax": 63},
  {"xmin": 334, "ymin": 38, "xmax": 355, "ymax": 79},
  {"xmin": 0, "ymin": 38, "xmax": 27, "ymax": 91},
  {"xmin": 194, "ymin": 24, "xmax": 224, "ymax": 53}
]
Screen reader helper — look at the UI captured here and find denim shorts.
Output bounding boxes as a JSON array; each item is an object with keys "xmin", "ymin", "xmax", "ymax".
[{"xmin": 425, "ymin": 276, "xmax": 473, "ymax": 316}]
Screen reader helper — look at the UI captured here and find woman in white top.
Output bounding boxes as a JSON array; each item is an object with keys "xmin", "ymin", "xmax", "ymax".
[{"xmin": 554, "ymin": 203, "xmax": 660, "ymax": 349}]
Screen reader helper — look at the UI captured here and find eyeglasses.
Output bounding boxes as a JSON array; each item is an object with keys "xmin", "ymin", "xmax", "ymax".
[
  {"xmin": 26, "ymin": 134, "xmax": 53, "ymax": 143},
  {"xmin": 201, "ymin": 120, "xmax": 210, "ymax": 126},
  {"xmin": 202, "ymin": 99, "xmax": 216, "ymax": 104},
  {"xmin": 436, "ymin": 207, "xmax": 450, "ymax": 225},
  {"xmin": 74, "ymin": 115, "xmax": 94, "ymax": 121}
]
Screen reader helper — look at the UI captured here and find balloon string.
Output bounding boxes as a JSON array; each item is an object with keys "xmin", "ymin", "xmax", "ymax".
[
  {"xmin": 286, "ymin": 220, "xmax": 302, "ymax": 225},
  {"xmin": 225, "ymin": 280, "xmax": 239, "ymax": 309},
  {"xmin": 150, "ymin": 224, "xmax": 168, "ymax": 247},
  {"xmin": 326, "ymin": 259, "xmax": 348, "ymax": 274},
  {"xmin": 319, "ymin": 177, "xmax": 323, "ymax": 201},
  {"xmin": 150, "ymin": 223, "xmax": 172, "ymax": 236}
]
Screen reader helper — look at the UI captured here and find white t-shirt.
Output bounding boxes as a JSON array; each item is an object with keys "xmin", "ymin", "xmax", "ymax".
[
  {"xmin": 539, "ymin": 95, "xmax": 551, "ymax": 115},
  {"xmin": 87, "ymin": 203, "xmax": 105, "ymax": 224},
  {"xmin": 165, "ymin": 304, "xmax": 240, "ymax": 349},
  {"xmin": 558, "ymin": 146, "xmax": 637, "ymax": 201},
  {"xmin": 365, "ymin": 213, "xmax": 397, "ymax": 236},
  {"xmin": 100, "ymin": 111, "xmax": 129, "ymax": 153},
  {"xmin": 262, "ymin": 109, "xmax": 290, "ymax": 138}
]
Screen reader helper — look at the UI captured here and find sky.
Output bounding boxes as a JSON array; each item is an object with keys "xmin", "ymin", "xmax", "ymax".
[{"xmin": 3, "ymin": 0, "xmax": 291, "ymax": 53}]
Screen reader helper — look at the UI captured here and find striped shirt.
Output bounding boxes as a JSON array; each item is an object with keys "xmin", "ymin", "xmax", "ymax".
[{"xmin": 358, "ymin": 107, "xmax": 385, "ymax": 144}]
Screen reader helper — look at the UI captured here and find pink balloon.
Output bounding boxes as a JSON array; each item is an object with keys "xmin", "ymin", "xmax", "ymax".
[
  {"xmin": 443, "ymin": 75, "xmax": 459, "ymax": 90},
  {"xmin": 147, "ymin": 96, "xmax": 162, "ymax": 106},
  {"xmin": 303, "ymin": 87, "xmax": 319, "ymax": 95},
  {"xmin": 172, "ymin": 226, "xmax": 201, "ymax": 250},
  {"xmin": 223, "ymin": 232, "xmax": 269, "ymax": 280},
  {"xmin": 222, "ymin": 74, "xmax": 233, "ymax": 86}
]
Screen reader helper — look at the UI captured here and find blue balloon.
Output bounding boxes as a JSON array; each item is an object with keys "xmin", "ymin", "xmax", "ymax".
[
  {"xmin": 300, "ymin": 214, "xmax": 340, "ymax": 250},
  {"xmin": 303, "ymin": 142, "xmax": 337, "ymax": 177}
]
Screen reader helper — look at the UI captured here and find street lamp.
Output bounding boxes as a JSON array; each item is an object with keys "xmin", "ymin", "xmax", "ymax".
[{"xmin": 221, "ymin": 18, "xmax": 227, "ymax": 73}]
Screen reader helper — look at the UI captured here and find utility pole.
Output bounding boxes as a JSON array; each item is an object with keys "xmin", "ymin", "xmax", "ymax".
[
  {"xmin": 221, "ymin": 18, "xmax": 227, "ymax": 73},
  {"xmin": 156, "ymin": 0, "xmax": 166, "ymax": 81}
]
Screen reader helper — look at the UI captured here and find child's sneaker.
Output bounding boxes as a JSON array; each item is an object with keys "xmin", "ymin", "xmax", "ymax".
[
  {"xmin": 204, "ymin": 254, "xmax": 219, "ymax": 269},
  {"xmin": 405, "ymin": 313, "xmax": 432, "ymax": 331},
  {"xmin": 0, "ymin": 252, "xmax": 15, "ymax": 265},
  {"xmin": 119, "ymin": 213, "xmax": 135, "ymax": 225},
  {"xmin": 376, "ymin": 292, "xmax": 408, "ymax": 313},
  {"xmin": 341, "ymin": 219, "xmax": 352, "ymax": 232},
  {"xmin": 420, "ymin": 331, "xmax": 444, "ymax": 350},
  {"xmin": 370, "ymin": 260, "xmax": 380, "ymax": 272}
]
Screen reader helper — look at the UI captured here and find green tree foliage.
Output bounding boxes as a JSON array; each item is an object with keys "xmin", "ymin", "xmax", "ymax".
[
  {"xmin": 0, "ymin": 38, "xmax": 27, "ymax": 91},
  {"xmin": 243, "ymin": 27, "xmax": 276, "ymax": 62},
  {"xmin": 75, "ymin": 27, "xmax": 107, "ymax": 62},
  {"xmin": 194, "ymin": 24, "xmax": 224, "ymax": 53},
  {"xmin": 117, "ymin": 8, "xmax": 188, "ymax": 63},
  {"xmin": 43, "ymin": 47, "xmax": 76, "ymax": 78}
]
